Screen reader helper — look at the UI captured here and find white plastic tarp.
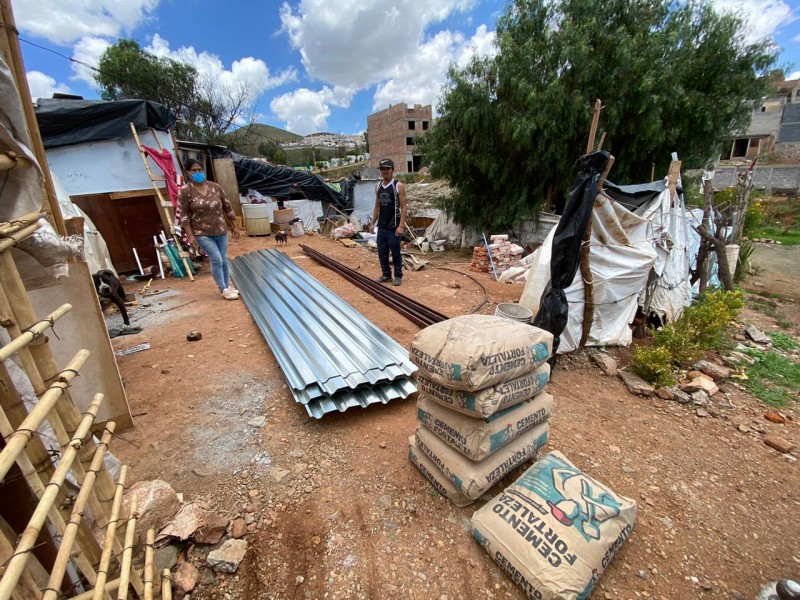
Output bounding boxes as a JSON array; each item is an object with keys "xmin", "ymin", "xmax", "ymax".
[
  {"xmin": 558, "ymin": 192, "xmax": 656, "ymax": 353},
  {"xmin": 52, "ymin": 173, "xmax": 117, "ymax": 275}
]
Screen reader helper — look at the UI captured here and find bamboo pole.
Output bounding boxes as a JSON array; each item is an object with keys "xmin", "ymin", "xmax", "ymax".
[
  {"xmin": 69, "ymin": 579, "xmax": 121, "ymax": 600},
  {"xmin": 0, "ymin": 387, "xmax": 100, "ymax": 589},
  {"xmin": 0, "ymin": 303, "xmax": 72, "ymax": 361},
  {"xmin": 0, "ymin": 359, "xmax": 56, "ymax": 487},
  {"xmin": 0, "ymin": 0, "xmax": 66, "ymax": 235},
  {"xmin": 0, "ymin": 349, "xmax": 89, "ymax": 481},
  {"xmin": 115, "ymin": 498, "xmax": 138, "ymax": 600},
  {"xmin": 0, "ymin": 517, "xmax": 42, "ymax": 600},
  {"xmin": 0, "ymin": 211, "xmax": 44, "ymax": 235},
  {"xmin": 161, "ymin": 570, "xmax": 172, "ymax": 600},
  {"xmin": 0, "ymin": 220, "xmax": 41, "ymax": 253},
  {"xmin": 130, "ymin": 123, "xmax": 194, "ymax": 281},
  {"xmin": 0, "ymin": 252, "xmax": 118, "ymax": 532},
  {"xmin": 42, "ymin": 420, "xmax": 116, "ymax": 600},
  {"xmin": 0, "ymin": 396, "xmax": 102, "ymax": 599},
  {"xmin": 143, "ymin": 529, "xmax": 155, "ymax": 600},
  {"xmin": 92, "ymin": 466, "xmax": 128, "ymax": 600}
]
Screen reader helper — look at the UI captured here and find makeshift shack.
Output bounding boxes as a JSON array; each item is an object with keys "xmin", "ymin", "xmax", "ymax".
[{"xmin": 35, "ymin": 98, "xmax": 182, "ymax": 272}]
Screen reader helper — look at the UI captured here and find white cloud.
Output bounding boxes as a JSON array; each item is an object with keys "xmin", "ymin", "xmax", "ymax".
[
  {"xmin": 711, "ymin": 0, "xmax": 795, "ymax": 42},
  {"xmin": 70, "ymin": 37, "xmax": 111, "ymax": 87},
  {"xmin": 270, "ymin": 86, "xmax": 356, "ymax": 134},
  {"xmin": 279, "ymin": 0, "xmax": 476, "ymax": 89},
  {"xmin": 146, "ymin": 34, "xmax": 297, "ymax": 103},
  {"xmin": 372, "ymin": 24, "xmax": 496, "ymax": 112},
  {"xmin": 788, "ymin": 70, "xmax": 800, "ymax": 79},
  {"xmin": 15, "ymin": 0, "xmax": 159, "ymax": 45},
  {"xmin": 27, "ymin": 71, "xmax": 71, "ymax": 99},
  {"xmin": 277, "ymin": 1, "xmax": 494, "ymax": 131}
]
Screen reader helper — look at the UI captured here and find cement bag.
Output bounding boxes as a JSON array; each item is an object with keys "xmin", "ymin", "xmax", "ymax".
[
  {"xmin": 418, "ymin": 363, "xmax": 551, "ymax": 418},
  {"xmin": 410, "ymin": 315, "xmax": 553, "ymax": 391},
  {"xmin": 417, "ymin": 392, "xmax": 553, "ymax": 461},
  {"xmin": 415, "ymin": 421, "xmax": 549, "ymax": 500},
  {"xmin": 471, "ymin": 451, "xmax": 637, "ymax": 600},
  {"xmin": 408, "ymin": 436, "xmax": 474, "ymax": 507}
]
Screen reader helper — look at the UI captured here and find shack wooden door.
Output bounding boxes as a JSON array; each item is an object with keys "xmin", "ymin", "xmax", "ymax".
[{"xmin": 73, "ymin": 191, "xmax": 163, "ymax": 273}]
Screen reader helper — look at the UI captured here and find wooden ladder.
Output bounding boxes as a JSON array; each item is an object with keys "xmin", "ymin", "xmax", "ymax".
[{"xmin": 129, "ymin": 123, "xmax": 194, "ymax": 281}]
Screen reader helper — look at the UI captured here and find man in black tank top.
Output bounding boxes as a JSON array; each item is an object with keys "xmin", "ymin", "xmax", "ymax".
[{"xmin": 371, "ymin": 158, "xmax": 407, "ymax": 286}]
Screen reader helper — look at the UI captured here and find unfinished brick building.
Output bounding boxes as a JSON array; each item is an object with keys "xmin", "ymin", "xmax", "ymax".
[{"xmin": 367, "ymin": 103, "xmax": 432, "ymax": 174}]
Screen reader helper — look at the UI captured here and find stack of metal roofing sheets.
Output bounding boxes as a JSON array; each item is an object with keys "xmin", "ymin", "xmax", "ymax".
[{"xmin": 230, "ymin": 249, "xmax": 417, "ymax": 418}]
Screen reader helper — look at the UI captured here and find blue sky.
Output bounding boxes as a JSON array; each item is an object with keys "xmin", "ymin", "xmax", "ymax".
[{"xmin": 15, "ymin": 0, "xmax": 800, "ymax": 137}]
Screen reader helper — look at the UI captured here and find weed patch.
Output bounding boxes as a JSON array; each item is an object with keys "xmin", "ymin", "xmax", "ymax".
[{"xmin": 742, "ymin": 349, "xmax": 800, "ymax": 407}]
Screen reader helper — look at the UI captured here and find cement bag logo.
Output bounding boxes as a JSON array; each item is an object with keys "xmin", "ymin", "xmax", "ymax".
[{"xmin": 518, "ymin": 456, "xmax": 622, "ymax": 543}]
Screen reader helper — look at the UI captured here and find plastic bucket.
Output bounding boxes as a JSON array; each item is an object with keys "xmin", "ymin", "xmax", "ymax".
[{"xmin": 495, "ymin": 303, "xmax": 533, "ymax": 324}]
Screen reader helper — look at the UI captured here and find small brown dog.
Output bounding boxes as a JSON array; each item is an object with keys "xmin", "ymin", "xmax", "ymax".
[{"xmin": 274, "ymin": 231, "xmax": 288, "ymax": 245}]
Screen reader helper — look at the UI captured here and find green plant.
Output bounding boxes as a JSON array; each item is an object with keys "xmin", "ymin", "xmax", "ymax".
[
  {"xmin": 769, "ymin": 332, "xmax": 800, "ymax": 351},
  {"xmin": 632, "ymin": 289, "xmax": 744, "ymax": 384},
  {"xmin": 742, "ymin": 349, "xmax": 800, "ymax": 407},
  {"xmin": 632, "ymin": 346, "xmax": 676, "ymax": 387},
  {"xmin": 734, "ymin": 239, "xmax": 754, "ymax": 281}
]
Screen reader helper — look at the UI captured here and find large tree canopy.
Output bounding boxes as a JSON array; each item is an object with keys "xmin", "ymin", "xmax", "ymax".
[
  {"xmin": 421, "ymin": 0, "xmax": 777, "ymax": 229},
  {"xmin": 95, "ymin": 39, "xmax": 253, "ymax": 145}
]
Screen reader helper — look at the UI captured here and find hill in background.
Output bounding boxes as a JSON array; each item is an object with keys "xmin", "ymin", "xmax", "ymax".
[{"xmin": 226, "ymin": 123, "xmax": 302, "ymax": 157}]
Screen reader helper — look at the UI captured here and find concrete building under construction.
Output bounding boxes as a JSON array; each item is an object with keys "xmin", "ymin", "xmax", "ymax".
[{"xmin": 367, "ymin": 103, "xmax": 432, "ymax": 174}]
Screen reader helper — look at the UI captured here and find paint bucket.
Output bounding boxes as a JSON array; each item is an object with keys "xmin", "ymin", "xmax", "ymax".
[{"xmin": 494, "ymin": 303, "xmax": 533, "ymax": 324}]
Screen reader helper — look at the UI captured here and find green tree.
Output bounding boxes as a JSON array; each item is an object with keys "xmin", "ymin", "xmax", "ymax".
[
  {"xmin": 421, "ymin": 0, "xmax": 777, "ymax": 229},
  {"xmin": 95, "ymin": 39, "xmax": 254, "ymax": 145},
  {"xmin": 258, "ymin": 139, "xmax": 287, "ymax": 164}
]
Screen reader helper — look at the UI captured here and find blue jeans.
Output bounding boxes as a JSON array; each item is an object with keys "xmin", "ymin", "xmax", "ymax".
[
  {"xmin": 196, "ymin": 234, "xmax": 231, "ymax": 291},
  {"xmin": 377, "ymin": 228, "xmax": 402, "ymax": 279}
]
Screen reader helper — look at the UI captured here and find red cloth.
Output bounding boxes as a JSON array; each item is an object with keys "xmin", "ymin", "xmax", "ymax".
[{"xmin": 143, "ymin": 145, "xmax": 180, "ymax": 208}]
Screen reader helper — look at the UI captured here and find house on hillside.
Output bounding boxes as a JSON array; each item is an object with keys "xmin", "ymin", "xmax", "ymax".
[{"xmin": 367, "ymin": 103, "xmax": 432, "ymax": 174}]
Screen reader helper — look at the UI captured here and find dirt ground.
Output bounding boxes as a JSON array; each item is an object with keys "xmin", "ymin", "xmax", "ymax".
[{"xmin": 106, "ymin": 234, "xmax": 800, "ymax": 600}]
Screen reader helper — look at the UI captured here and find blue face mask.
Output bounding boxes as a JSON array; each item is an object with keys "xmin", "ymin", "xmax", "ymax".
[{"xmin": 190, "ymin": 172, "xmax": 205, "ymax": 184}]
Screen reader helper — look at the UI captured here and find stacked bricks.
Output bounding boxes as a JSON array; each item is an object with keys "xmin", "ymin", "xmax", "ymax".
[
  {"xmin": 469, "ymin": 245, "xmax": 490, "ymax": 272},
  {"xmin": 487, "ymin": 234, "xmax": 525, "ymax": 276},
  {"xmin": 407, "ymin": 315, "xmax": 555, "ymax": 507},
  {"xmin": 470, "ymin": 235, "xmax": 525, "ymax": 274}
]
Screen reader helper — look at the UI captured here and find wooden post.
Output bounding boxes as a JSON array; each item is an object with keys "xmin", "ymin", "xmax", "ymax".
[
  {"xmin": 0, "ymin": 0, "xmax": 66, "ymax": 235},
  {"xmin": 579, "ymin": 155, "xmax": 615, "ymax": 348},
  {"xmin": 586, "ymin": 99, "xmax": 602, "ymax": 154}
]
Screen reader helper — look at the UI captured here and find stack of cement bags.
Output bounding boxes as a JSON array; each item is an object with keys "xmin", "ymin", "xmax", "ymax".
[
  {"xmin": 407, "ymin": 315, "xmax": 554, "ymax": 507},
  {"xmin": 471, "ymin": 451, "xmax": 637, "ymax": 599}
]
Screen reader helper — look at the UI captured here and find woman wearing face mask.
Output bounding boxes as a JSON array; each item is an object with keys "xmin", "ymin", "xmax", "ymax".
[{"xmin": 177, "ymin": 158, "xmax": 241, "ymax": 300}]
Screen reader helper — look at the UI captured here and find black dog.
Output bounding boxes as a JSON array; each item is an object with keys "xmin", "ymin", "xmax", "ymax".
[
  {"xmin": 92, "ymin": 270, "xmax": 130, "ymax": 326},
  {"xmin": 274, "ymin": 231, "xmax": 288, "ymax": 245}
]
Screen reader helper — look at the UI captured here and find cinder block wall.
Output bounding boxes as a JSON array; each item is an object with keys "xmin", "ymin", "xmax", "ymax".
[{"xmin": 367, "ymin": 104, "xmax": 432, "ymax": 173}]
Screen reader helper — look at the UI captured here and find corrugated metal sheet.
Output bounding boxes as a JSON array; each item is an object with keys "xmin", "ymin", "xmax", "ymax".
[{"xmin": 231, "ymin": 249, "xmax": 416, "ymax": 418}]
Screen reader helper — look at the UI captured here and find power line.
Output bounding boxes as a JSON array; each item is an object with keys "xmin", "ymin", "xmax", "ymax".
[{"xmin": 19, "ymin": 37, "xmax": 300, "ymax": 150}]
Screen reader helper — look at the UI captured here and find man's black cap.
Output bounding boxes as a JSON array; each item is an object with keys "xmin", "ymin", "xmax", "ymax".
[{"xmin": 379, "ymin": 158, "xmax": 394, "ymax": 169}]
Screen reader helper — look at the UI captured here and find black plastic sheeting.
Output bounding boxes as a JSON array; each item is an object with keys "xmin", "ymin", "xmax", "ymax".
[
  {"xmin": 604, "ymin": 179, "xmax": 668, "ymax": 212},
  {"xmin": 533, "ymin": 151, "xmax": 611, "ymax": 357},
  {"xmin": 35, "ymin": 99, "xmax": 176, "ymax": 149},
  {"xmin": 209, "ymin": 149, "xmax": 346, "ymax": 207}
]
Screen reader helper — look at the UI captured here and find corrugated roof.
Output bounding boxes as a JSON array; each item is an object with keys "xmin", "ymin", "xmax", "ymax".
[{"xmin": 231, "ymin": 249, "xmax": 416, "ymax": 418}]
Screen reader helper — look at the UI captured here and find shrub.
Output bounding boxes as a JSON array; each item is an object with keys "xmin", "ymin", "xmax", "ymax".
[
  {"xmin": 632, "ymin": 345, "xmax": 676, "ymax": 387},
  {"xmin": 632, "ymin": 289, "xmax": 744, "ymax": 384}
]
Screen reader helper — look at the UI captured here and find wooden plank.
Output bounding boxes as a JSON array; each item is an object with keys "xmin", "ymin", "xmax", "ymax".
[
  {"xmin": 109, "ymin": 188, "xmax": 164, "ymax": 200},
  {"xmin": 212, "ymin": 158, "xmax": 242, "ymax": 217}
]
